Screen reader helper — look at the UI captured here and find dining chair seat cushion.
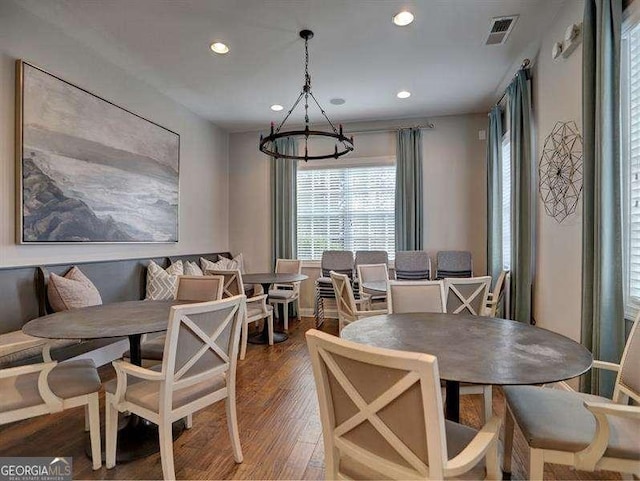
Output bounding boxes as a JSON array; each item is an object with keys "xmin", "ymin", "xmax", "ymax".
[
  {"xmin": 104, "ymin": 365, "xmax": 226, "ymax": 412},
  {"xmin": 48, "ymin": 267, "xmax": 103, "ymax": 312},
  {"xmin": 504, "ymin": 385, "xmax": 640, "ymax": 460},
  {"xmin": 268, "ymin": 289, "xmax": 296, "ymax": 300},
  {"xmin": 247, "ymin": 304, "xmax": 273, "ymax": 319},
  {"xmin": 0, "ymin": 333, "xmax": 80, "ymax": 368},
  {"xmin": 123, "ymin": 336, "xmax": 166, "ymax": 361},
  {"xmin": 338, "ymin": 420, "xmax": 486, "ymax": 480},
  {"xmin": 0, "ymin": 359, "xmax": 101, "ymax": 412}
]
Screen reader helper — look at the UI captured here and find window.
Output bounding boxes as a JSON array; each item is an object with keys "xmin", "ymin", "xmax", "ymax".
[
  {"xmin": 297, "ymin": 163, "xmax": 396, "ymax": 260},
  {"xmin": 501, "ymin": 134, "xmax": 512, "ymax": 270},
  {"xmin": 623, "ymin": 12, "xmax": 640, "ymax": 316}
]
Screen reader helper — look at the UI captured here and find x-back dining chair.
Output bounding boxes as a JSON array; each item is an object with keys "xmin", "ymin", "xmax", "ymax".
[
  {"xmin": 207, "ymin": 269, "xmax": 273, "ymax": 360},
  {"xmin": 106, "ymin": 296, "xmax": 246, "ymax": 480},
  {"xmin": 483, "ymin": 270, "xmax": 509, "ymax": 317},
  {"xmin": 306, "ymin": 329, "xmax": 502, "ymax": 480},
  {"xmin": 444, "ymin": 276, "xmax": 492, "ymax": 316},
  {"xmin": 330, "ymin": 271, "xmax": 386, "ymax": 334},
  {"xmin": 502, "ymin": 314, "xmax": 640, "ymax": 480},
  {"xmin": 387, "ymin": 280, "xmax": 446, "ymax": 314},
  {"xmin": 268, "ymin": 258, "xmax": 303, "ymax": 331}
]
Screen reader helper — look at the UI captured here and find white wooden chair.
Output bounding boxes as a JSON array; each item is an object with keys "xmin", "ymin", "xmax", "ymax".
[
  {"xmin": 483, "ymin": 271, "xmax": 509, "ymax": 317},
  {"xmin": 502, "ymin": 314, "xmax": 640, "ymax": 480},
  {"xmin": 132, "ymin": 275, "xmax": 226, "ymax": 363},
  {"xmin": 207, "ymin": 269, "xmax": 273, "ymax": 360},
  {"xmin": 330, "ymin": 271, "xmax": 386, "ymax": 334},
  {"xmin": 0, "ymin": 355, "xmax": 102, "ymax": 469},
  {"xmin": 105, "ymin": 296, "xmax": 246, "ymax": 480},
  {"xmin": 268, "ymin": 259, "xmax": 303, "ymax": 331},
  {"xmin": 357, "ymin": 263, "xmax": 390, "ymax": 310},
  {"xmin": 306, "ymin": 329, "xmax": 502, "ymax": 480},
  {"xmin": 387, "ymin": 280, "xmax": 446, "ymax": 314},
  {"xmin": 444, "ymin": 276, "xmax": 492, "ymax": 316}
]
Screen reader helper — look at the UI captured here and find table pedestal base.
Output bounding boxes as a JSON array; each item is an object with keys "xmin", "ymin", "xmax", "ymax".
[
  {"xmin": 445, "ymin": 380, "xmax": 460, "ymax": 423},
  {"xmin": 248, "ymin": 331, "xmax": 288, "ymax": 344},
  {"xmin": 85, "ymin": 414, "xmax": 186, "ymax": 463}
]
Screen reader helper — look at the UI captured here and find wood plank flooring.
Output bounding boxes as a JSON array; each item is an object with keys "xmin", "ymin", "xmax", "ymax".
[{"xmin": 0, "ymin": 317, "xmax": 623, "ymax": 480}]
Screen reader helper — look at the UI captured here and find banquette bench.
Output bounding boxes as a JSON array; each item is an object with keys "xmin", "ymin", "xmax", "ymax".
[{"xmin": 0, "ymin": 252, "xmax": 231, "ymax": 368}]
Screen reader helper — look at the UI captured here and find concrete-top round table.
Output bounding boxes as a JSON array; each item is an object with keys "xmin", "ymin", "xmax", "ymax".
[
  {"xmin": 243, "ymin": 272, "xmax": 308, "ymax": 344},
  {"xmin": 341, "ymin": 312, "xmax": 592, "ymax": 422},
  {"xmin": 23, "ymin": 299, "xmax": 185, "ymax": 462}
]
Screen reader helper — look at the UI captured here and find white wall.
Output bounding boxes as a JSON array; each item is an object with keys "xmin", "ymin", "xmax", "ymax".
[
  {"xmin": 531, "ymin": 0, "xmax": 584, "ymax": 343},
  {"xmin": 229, "ymin": 113, "xmax": 488, "ymax": 308},
  {"xmin": 0, "ymin": 1, "xmax": 229, "ymax": 268}
]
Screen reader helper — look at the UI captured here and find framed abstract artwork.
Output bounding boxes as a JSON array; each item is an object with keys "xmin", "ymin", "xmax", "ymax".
[{"xmin": 15, "ymin": 60, "xmax": 180, "ymax": 243}]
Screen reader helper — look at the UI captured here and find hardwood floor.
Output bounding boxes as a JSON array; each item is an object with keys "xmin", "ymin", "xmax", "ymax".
[{"xmin": 0, "ymin": 316, "xmax": 623, "ymax": 480}]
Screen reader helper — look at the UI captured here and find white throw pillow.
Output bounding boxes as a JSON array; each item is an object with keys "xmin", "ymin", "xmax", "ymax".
[
  {"xmin": 145, "ymin": 260, "xmax": 183, "ymax": 300},
  {"xmin": 200, "ymin": 254, "xmax": 245, "ymax": 274},
  {"xmin": 184, "ymin": 261, "xmax": 203, "ymax": 276},
  {"xmin": 47, "ymin": 266, "xmax": 102, "ymax": 312}
]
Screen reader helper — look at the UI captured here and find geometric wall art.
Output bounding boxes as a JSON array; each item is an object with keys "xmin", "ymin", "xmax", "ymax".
[
  {"xmin": 538, "ymin": 120, "xmax": 583, "ymax": 223},
  {"xmin": 16, "ymin": 60, "xmax": 179, "ymax": 243}
]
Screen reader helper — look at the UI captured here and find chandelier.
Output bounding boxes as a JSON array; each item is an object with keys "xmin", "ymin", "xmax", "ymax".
[{"xmin": 259, "ymin": 30, "xmax": 354, "ymax": 161}]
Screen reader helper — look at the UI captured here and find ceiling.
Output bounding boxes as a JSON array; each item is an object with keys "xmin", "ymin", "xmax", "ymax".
[{"xmin": 16, "ymin": 0, "xmax": 564, "ymax": 132}]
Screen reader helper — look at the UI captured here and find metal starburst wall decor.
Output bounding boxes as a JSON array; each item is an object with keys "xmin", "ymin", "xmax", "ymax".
[{"xmin": 538, "ymin": 121, "xmax": 583, "ymax": 223}]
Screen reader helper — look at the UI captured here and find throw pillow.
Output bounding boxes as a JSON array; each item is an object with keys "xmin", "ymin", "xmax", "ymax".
[
  {"xmin": 200, "ymin": 253, "xmax": 245, "ymax": 273},
  {"xmin": 145, "ymin": 260, "xmax": 183, "ymax": 300},
  {"xmin": 184, "ymin": 260, "xmax": 203, "ymax": 276},
  {"xmin": 47, "ymin": 267, "xmax": 103, "ymax": 312}
]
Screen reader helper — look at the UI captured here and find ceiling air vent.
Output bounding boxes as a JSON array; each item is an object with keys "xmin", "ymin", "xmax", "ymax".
[{"xmin": 485, "ymin": 15, "xmax": 519, "ymax": 45}]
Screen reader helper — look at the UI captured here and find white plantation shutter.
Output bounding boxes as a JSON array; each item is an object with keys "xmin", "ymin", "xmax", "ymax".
[
  {"xmin": 501, "ymin": 136, "xmax": 512, "ymax": 270},
  {"xmin": 297, "ymin": 165, "xmax": 396, "ymax": 260},
  {"xmin": 624, "ymin": 21, "xmax": 640, "ymax": 313}
]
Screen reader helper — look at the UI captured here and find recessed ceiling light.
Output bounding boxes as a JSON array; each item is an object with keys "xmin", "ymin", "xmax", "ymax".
[
  {"xmin": 330, "ymin": 98, "xmax": 346, "ymax": 105},
  {"xmin": 393, "ymin": 11, "xmax": 414, "ymax": 27},
  {"xmin": 270, "ymin": 104, "xmax": 284, "ymax": 111},
  {"xmin": 210, "ymin": 42, "xmax": 229, "ymax": 55},
  {"xmin": 397, "ymin": 90, "xmax": 411, "ymax": 99}
]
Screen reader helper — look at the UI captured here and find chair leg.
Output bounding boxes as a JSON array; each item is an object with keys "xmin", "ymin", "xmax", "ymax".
[
  {"xmin": 225, "ymin": 389, "xmax": 243, "ymax": 463},
  {"xmin": 529, "ymin": 448, "xmax": 544, "ymax": 481},
  {"xmin": 283, "ymin": 302, "xmax": 289, "ymax": 331},
  {"xmin": 482, "ymin": 385, "xmax": 493, "ymax": 424},
  {"xmin": 159, "ymin": 421, "xmax": 176, "ymax": 481},
  {"xmin": 502, "ymin": 406, "xmax": 514, "ymax": 474},
  {"xmin": 267, "ymin": 313, "xmax": 274, "ymax": 346},
  {"xmin": 240, "ymin": 318, "xmax": 248, "ymax": 360},
  {"xmin": 185, "ymin": 414, "xmax": 193, "ymax": 429},
  {"xmin": 105, "ymin": 393, "xmax": 118, "ymax": 469},
  {"xmin": 87, "ymin": 393, "xmax": 102, "ymax": 470},
  {"xmin": 84, "ymin": 404, "xmax": 90, "ymax": 432},
  {"xmin": 485, "ymin": 436, "xmax": 501, "ymax": 481}
]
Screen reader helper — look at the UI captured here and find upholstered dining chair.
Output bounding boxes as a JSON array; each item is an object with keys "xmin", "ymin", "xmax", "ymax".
[
  {"xmin": 387, "ymin": 280, "xmax": 446, "ymax": 314},
  {"xmin": 130, "ymin": 275, "xmax": 226, "ymax": 363},
  {"xmin": 353, "ymin": 251, "xmax": 389, "ymax": 300},
  {"xmin": 394, "ymin": 250, "xmax": 432, "ymax": 280},
  {"xmin": 502, "ymin": 315, "xmax": 640, "ymax": 480},
  {"xmin": 0, "ymin": 356, "xmax": 102, "ymax": 469},
  {"xmin": 306, "ymin": 329, "xmax": 502, "ymax": 480},
  {"xmin": 268, "ymin": 259, "xmax": 303, "ymax": 331},
  {"xmin": 444, "ymin": 276, "xmax": 492, "ymax": 316},
  {"xmin": 483, "ymin": 270, "xmax": 509, "ymax": 317},
  {"xmin": 207, "ymin": 269, "xmax": 273, "ymax": 360},
  {"xmin": 435, "ymin": 251, "xmax": 473, "ymax": 279},
  {"xmin": 315, "ymin": 251, "xmax": 354, "ymax": 327},
  {"xmin": 356, "ymin": 263, "xmax": 390, "ymax": 310},
  {"xmin": 106, "ymin": 296, "xmax": 246, "ymax": 481},
  {"xmin": 330, "ymin": 271, "xmax": 386, "ymax": 334}
]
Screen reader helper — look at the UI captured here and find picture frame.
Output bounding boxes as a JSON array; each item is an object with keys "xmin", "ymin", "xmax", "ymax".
[{"xmin": 16, "ymin": 60, "xmax": 180, "ymax": 244}]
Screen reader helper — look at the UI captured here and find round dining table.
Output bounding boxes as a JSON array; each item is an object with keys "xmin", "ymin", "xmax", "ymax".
[
  {"xmin": 341, "ymin": 312, "xmax": 593, "ymax": 423},
  {"xmin": 243, "ymin": 272, "xmax": 308, "ymax": 344},
  {"xmin": 23, "ymin": 299, "xmax": 186, "ymax": 462}
]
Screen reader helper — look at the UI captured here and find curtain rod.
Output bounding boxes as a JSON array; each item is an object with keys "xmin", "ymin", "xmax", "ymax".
[
  {"xmin": 347, "ymin": 123, "xmax": 435, "ymax": 135},
  {"xmin": 495, "ymin": 58, "xmax": 531, "ymax": 107}
]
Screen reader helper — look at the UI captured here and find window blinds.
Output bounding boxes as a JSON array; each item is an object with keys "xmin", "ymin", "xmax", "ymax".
[{"xmin": 297, "ymin": 165, "xmax": 396, "ymax": 260}]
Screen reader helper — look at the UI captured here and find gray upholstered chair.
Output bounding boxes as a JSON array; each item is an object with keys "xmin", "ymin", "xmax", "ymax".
[
  {"xmin": 444, "ymin": 276, "xmax": 492, "ymax": 316},
  {"xmin": 502, "ymin": 315, "xmax": 640, "ymax": 480},
  {"xmin": 306, "ymin": 329, "xmax": 502, "ymax": 480},
  {"xmin": 106, "ymin": 296, "xmax": 245, "ymax": 480},
  {"xmin": 315, "ymin": 251, "xmax": 354, "ymax": 327},
  {"xmin": 0, "ymin": 357, "xmax": 102, "ymax": 469},
  {"xmin": 394, "ymin": 251, "xmax": 432, "ymax": 280},
  {"xmin": 268, "ymin": 259, "xmax": 303, "ymax": 331},
  {"xmin": 387, "ymin": 280, "xmax": 446, "ymax": 314},
  {"xmin": 435, "ymin": 251, "xmax": 473, "ymax": 279}
]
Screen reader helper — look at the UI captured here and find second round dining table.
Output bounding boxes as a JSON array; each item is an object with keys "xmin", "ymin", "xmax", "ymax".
[{"xmin": 340, "ymin": 312, "xmax": 593, "ymax": 422}]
